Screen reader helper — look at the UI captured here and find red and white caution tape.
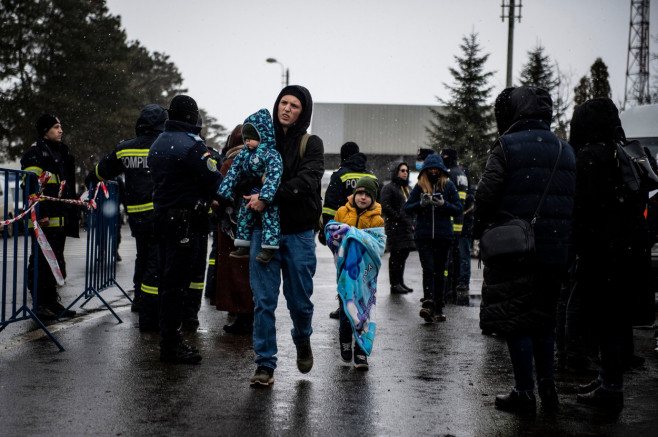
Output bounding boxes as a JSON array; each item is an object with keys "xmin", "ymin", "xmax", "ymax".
[{"xmin": 30, "ymin": 208, "xmax": 65, "ymax": 286}]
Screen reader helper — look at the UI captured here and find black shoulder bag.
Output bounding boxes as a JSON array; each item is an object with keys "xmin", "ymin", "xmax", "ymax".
[{"xmin": 479, "ymin": 142, "xmax": 563, "ymax": 266}]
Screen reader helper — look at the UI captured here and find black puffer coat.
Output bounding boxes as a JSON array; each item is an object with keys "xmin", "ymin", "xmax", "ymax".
[
  {"xmin": 475, "ymin": 86, "xmax": 576, "ymax": 334},
  {"xmin": 380, "ymin": 161, "xmax": 415, "ymax": 251}
]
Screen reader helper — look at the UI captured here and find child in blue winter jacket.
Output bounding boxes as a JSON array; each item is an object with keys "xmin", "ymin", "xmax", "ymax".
[{"xmin": 217, "ymin": 109, "xmax": 283, "ymax": 263}]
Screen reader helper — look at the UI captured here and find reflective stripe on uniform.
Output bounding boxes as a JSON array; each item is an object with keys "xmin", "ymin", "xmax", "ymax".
[
  {"xmin": 208, "ymin": 258, "xmax": 216, "ymax": 266},
  {"xmin": 126, "ymin": 202, "xmax": 154, "ymax": 214},
  {"xmin": 453, "ymin": 223, "xmax": 463, "ymax": 232},
  {"xmin": 458, "ymin": 191, "xmax": 466, "ymax": 201},
  {"xmin": 322, "ymin": 207, "xmax": 337, "ymax": 216},
  {"xmin": 29, "ymin": 216, "xmax": 65, "ymax": 228},
  {"xmin": 94, "ymin": 164, "xmax": 106, "ymax": 182},
  {"xmin": 189, "ymin": 282, "xmax": 204, "ymax": 290},
  {"xmin": 116, "ymin": 149, "xmax": 149, "ymax": 158},
  {"xmin": 339, "ymin": 173, "xmax": 375, "ymax": 182},
  {"xmin": 25, "ymin": 166, "xmax": 59, "ymax": 184},
  {"xmin": 141, "ymin": 283, "xmax": 159, "ymax": 295}
]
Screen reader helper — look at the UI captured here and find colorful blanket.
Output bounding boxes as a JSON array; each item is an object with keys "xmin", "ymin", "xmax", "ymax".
[{"xmin": 326, "ymin": 222, "xmax": 386, "ymax": 355}]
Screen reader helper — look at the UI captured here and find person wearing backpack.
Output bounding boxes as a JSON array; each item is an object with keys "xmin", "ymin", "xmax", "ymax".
[
  {"xmin": 245, "ymin": 85, "xmax": 324, "ymax": 387},
  {"xmin": 569, "ymin": 98, "xmax": 655, "ymax": 410}
]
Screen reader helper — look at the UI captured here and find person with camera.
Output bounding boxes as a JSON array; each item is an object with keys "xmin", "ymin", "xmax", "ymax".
[{"xmin": 405, "ymin": 153, "xmax": 462, "ymax": 323}]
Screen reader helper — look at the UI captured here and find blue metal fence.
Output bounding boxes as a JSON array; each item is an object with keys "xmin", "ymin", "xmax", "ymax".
[
  {"xmin": 63, "ymin": 181, "xmax": 130, "ymax": 322},
  {"xmin": 0, "ymin": 168, "xmax": 64, "ymax": 351}
]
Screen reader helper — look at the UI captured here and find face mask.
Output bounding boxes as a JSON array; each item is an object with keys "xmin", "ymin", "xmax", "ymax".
[{"xmin": 416, "ymin": 161, "xmax": 423, "ymax": 171}]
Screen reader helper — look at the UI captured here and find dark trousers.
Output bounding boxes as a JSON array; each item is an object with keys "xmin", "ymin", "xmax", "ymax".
[
  {"xmin": 182, "ymin": 232, "xmax": 208, "ymax": 322},
  {"xmin": 28, "ymin": 227, "xmax": 66, "ymax": 306},
  {"xmin": 155, "ymin": 210, "xmax": 205, "ymax": 346},
  {"xmin": 338, "ymin": 304, "xmax": 365, "ymax": 355},
  {"xmin": 388, "ymin": 247, "xmax": 410, "ymax": 287},
  {"xmin": 443, "ymin": 237, "xmax": 461, "ymax": 301},
  {"xmin": 506, "ymin": 333, "xmax": 555, "ymax": 392},
  {"xmin": 130, "ymin": 216, "xmax": 160, "ymax": 328},
  {"xmin": 416, "ymin": 238, "xmax": 451, "ymax": 308}
]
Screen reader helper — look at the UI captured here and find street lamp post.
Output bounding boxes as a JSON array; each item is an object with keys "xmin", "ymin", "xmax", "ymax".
[{"xmin": 266, "ymin": 58, "xmax": 289, "ymax": 89}]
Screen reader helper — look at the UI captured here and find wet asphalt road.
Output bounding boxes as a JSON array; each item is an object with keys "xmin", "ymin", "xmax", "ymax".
[{"xmin": 1, "ymin": 229, "xmax": 657, "ymax": 436}]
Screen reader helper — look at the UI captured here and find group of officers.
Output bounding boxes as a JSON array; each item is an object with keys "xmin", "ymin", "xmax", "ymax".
[{"xmin": 24, "ymin": 96, "xmax": 224, "ymax": 363}]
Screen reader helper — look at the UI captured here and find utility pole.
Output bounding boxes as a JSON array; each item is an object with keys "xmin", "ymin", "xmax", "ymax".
[
  {"xmin": 624, "ymin": 0, "xmax": 651, "ymax": 109},
  {"xmin": 501, "ymin": 0, "xmax": 522, "ymax": 88}
]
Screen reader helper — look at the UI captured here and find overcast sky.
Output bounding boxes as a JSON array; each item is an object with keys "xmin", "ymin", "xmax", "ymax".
[{"xmin": 105, "ymin": 0, "xmax": 658, "ymax": 132}]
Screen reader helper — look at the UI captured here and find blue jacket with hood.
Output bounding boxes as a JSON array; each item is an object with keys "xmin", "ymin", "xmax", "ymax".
[
  {"xmin": 218, "ymin": 108, "xmax": 282, "ymax": 203},
  {"xmin": 405, "ymin": 154, "xmax": 462, "ymax": 240}
]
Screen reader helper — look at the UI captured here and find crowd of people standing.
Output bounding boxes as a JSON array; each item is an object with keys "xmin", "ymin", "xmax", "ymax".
[{"xmin": 20, "ymin": 83, "xmax": 655, "ymax": 413}]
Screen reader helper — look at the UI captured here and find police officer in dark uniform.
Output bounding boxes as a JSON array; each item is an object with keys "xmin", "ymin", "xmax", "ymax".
[
  {"xmin": 86, "ymin": 104, "xmax": 167, "ymax": 332},
  {"xmin": 440, "ymin": 148, "xmax": 469, "ymax": 305},
  {"xmin": 148, "ymin": 95, "xmax": 223, "ymax": 364},
  {"xmin": 21, "ymin": 113, "xmax": 79, "ymax": 319}
]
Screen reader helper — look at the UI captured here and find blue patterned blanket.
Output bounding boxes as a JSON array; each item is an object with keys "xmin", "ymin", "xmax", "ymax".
[{"xmin": 326, "ymin": 222, "xmax": 386, "ymax": 355}]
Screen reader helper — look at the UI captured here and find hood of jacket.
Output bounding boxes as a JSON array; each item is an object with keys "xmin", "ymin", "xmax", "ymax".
[
  {"xmin": 342, "ymin": 152, "xmax": 368, "ymax": 172},
  {"xmin": 569, "ymin": 97, "xmax": 623, "ymax": 151},
  {"xmin": 272, "ymin": 85, "xmax": 313, "ymax": 138},
  {"xmin": 135, "ymin": 104, "xmax": 167, "ymax": 136},
  {"xmin": 388, "ymin": 160, "xmax": 410, "ymax": 186},
  {"xmin": 421, "ymin": 153, "xmax": 448, "ymax": 174},
  {"xmin": 243, "ymin": 108, "xmax": 276, "ymax": 152},
  {"xmin": 495, "ymin": 86, "xmax": 552, "ymax": 134}
]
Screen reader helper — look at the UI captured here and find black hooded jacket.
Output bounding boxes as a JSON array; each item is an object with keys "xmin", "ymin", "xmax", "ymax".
[
  {"xmin": 271, "ymin": 85, "xmax": 325, "ymax": 234},
  {"xmin": 380, "ymin": 161, "xmax": 415, "ymax": 251},
  {"xmin": 476, "ymin": 86, "xmax": 576, "ymax": 335},
  {"xmin": 21, "ymin": 137, "xmax": 78, "ymax": 237},
  {"xmin": 86, "ymin": 104, "xmax": 167, "ymax": 219}
]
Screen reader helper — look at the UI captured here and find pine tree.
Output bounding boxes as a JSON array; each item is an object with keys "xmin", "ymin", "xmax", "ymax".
[
  {"xmin": 518, "ymin": 44, "xmax": 559, "ymax": 93},
  {"xmin": 552, "ymin": 64, "xmax": 573, "ymax": 140},
  {"xmin": 572, "ymin": 58, "xmax": 612, "ymax": 107},
  {"xmin": 425, "ymin": 32, "xmax": 495, "ymax": 181},
  {"xmin": 0, "ymin": 0, "xmax": 202, "ymax": 170},
  {"xmin": 590, "ymin": 57, "xmax": 612, "ymax": 99}
]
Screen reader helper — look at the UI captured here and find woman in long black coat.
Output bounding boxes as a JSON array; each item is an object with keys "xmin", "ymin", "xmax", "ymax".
[
  {"xmin": 474, "ymin": 86, "xmax": 576, "ymax": 413},
  {"xmin": 380, "ymin": 161, "xmax": 416, "ymax": 294}
]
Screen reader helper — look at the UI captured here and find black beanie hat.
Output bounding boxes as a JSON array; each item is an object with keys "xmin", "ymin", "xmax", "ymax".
[
  {"xmin": 242, "ymin": 124, "xmax": 260, "ymax": 141},
  {"xmin": 354, "ymin": 177, "xmax": 379, "ymax": 202},
  {"xmin": 417, "ymin": 148, "xmax": 435, "ymax": 161},
  {"xmin": 36, "ymin": 113, "xmax": 60, "ymax": 136},
  {"xmin": 340, "ymin": 142, "xmax": 359, "ymax": 161},
  {"xmin": 168, "ymin": 95, "xmax": 198, "ymax": 124}
]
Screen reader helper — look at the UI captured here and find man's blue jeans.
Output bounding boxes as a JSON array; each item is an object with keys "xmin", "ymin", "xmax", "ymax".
[
  {"xmin": 250, "ymin": 228, "xmax": 316, "ymax": 369},
  {"xmin": 506, "ymin": 333, "xmax": 555, "ymax": 392}
]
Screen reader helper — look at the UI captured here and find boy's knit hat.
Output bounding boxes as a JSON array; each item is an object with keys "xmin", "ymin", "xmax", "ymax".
[
  {"xmin": 242, "ymin": 124, "xmax": 260, "ymax": 141},
  {"xmin": 354, "ymin": 177, "xmax": 379, "ymax": 202}
]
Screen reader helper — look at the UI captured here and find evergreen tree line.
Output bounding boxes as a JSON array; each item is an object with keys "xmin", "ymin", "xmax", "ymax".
[
  {"xmin": 0, "ymin": 0, "xmax": 225, "ymax": 175},
  {"xmin": 427, "ymin": 32, "xmax": 613, "ymax": 182}
]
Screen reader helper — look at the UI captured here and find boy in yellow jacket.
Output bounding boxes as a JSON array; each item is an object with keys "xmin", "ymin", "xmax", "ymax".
[{"xmin": 332, "ymin": 177, "xmax": 384, "ymax": 369}]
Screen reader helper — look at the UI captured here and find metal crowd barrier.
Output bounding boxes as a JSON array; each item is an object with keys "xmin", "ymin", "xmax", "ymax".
[
  {"xmin": 0, "ymin": 168, "xmax": 64, "ymax": 351},
  {"xmin": 63, "ymin": 181, "xmax": 130, "ymax": 322}
]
